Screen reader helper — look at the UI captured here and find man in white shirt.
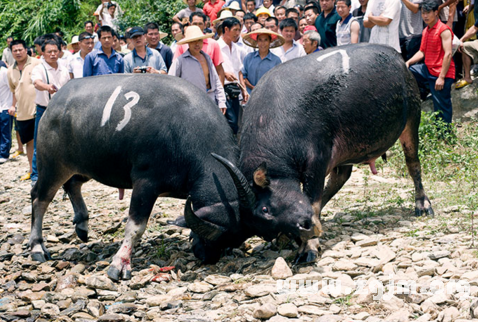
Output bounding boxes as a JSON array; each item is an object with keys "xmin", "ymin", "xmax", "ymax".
[
  {"xmin": 0, "ymin": 65, "xmax": 13, "ymax": 163},
  {"xmin": 30, "ymin": 40, "xmax": 70, "ymax": 184},
  {"xmin": 364, "ymin": 0, "xmax": 402, "ymax": 52},
  {"xmin": 69, "ymin": 32, "xmax": 95, "ymax": 79},
  {"xmin": 218, "ymin": 17, "xmax": 249, "ymax": 134},
  {"xmin": 1, "ymin": 36, "xmax": 14, "ymax": 67},
  {"xmin": 272, "ymin": 18, "xmax": 306, "ymax": 61}
]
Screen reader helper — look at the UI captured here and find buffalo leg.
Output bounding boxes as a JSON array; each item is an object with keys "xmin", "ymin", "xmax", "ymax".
[
  {"xmin": 63, "ymin": 175, "xmax": 90, "ymax": 242},
  {"xmin": 399, "ymin": 121, "xmax": 434, "ymax": 217},
  {"xmin": 316, "ymin": 165, "xmax": 353, "ymax": 219},
  {"xmin": 107, "ymin": 181, "xmax": 157, "ymax": 281},
  {"xmin": 30, "ymin": 166, "xmax": 72, "ymax": 262}
]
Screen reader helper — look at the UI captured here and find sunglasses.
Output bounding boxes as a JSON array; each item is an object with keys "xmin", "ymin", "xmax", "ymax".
[{"xmin": 80, "ymin": 35, "xmax": 96, "ymax": 40}]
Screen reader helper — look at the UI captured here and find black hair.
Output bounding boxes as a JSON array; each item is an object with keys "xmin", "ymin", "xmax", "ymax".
[
  {"xmin": 304, "ymin": 4, "xmax": 319, "ymax": 14},
  {"xmin": 266, "ymin": 16, "xmax": 279, "ymax": 26},
  {"xmin": 279, "ymin": 17, "xmax": 298, "ymax": 31},
  {"xmin": 336, "ymin": 0, "xmax": 352, "ymax": 6},
  {"xmin": 420, "ymin": 0, "xmax": 439, "ymax": 12},
  {"xmin": 244, "ymin": 12, "xmax": 258, "ymax": 22},
  {"xmin": 222, "ymin": 17, "xmax": 241, "ymax": 31},
  {"xmin": 27, "ymin": 47, "xmax": 33, "ymax": 56},
  {"xmin": 98, "ymin": 25, "xmax": 114, "ymax": 38},
  {"xmin": 190, "ymin": 11, "xmax": 207, "ymax": 23},
  {"xmin": 6, "ymin": 36, "xmax": 14, "ymax": 41},
  {"xmin": 286, "ymin": 8, "xmax": 300, "ymax": 17},
  {"xmin": 172, "ymin": 22, "xmax": 185, "ymax": 33},
  {"xmin": 55, "ymin": 28, "xmax": 64, "ymax": 38},
  {"xmin": 9, "ymin": 39, "xmax": 26, "ymax": 51},
  {"xmin": 246, "ymin": 0, "xmax": 255, "ymax": 3},
  {"xmin": 306, "ymin": 0, "xmax": 319, "ymax": 4},
  {"xmin": 107, "ymin": 2, "xmax": 116, "ymax": 8},
  {"xmin": 42, "ymin": 33, "xmax": 62, "ymax": 47},
  {"xmin": 41, "ymin": 39, "xmax": 61, "ymax": 52},
  {"xmin": 84, "ymin": 20, "xmax": 94, "ymax": 27},
  {"xmin": 275, "ymin": 5, "xmax": 286, "ymax": 13},
  {"xmin": 79, "ymin": 32, "xmax": 94, "ymax": 41},
  {"xmin": 33, "ymin": 36, "xmax": 44, "ymax": 46},
  {"xmin": 251, "ymin": 22, "xmax": 264, "ymax": 28},
  {"xmin": 144, "ymin": 22, "xmax": 160, "ymax": 33}
]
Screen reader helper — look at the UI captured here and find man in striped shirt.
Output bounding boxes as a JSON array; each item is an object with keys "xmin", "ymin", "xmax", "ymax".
[{"xmin": 406, "ymin": 0, "xmax": 454, "ymax": 126}]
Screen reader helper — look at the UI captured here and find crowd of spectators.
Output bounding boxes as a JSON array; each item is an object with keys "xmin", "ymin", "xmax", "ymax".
[{"xmin": 0, "ymin": 0, "xmax": 477, "ymax": 182}]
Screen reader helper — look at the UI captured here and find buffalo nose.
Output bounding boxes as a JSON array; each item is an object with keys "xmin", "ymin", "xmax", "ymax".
[{"xmin": 297, "ymin": 218, "xmax": 313, "ymax": 231}]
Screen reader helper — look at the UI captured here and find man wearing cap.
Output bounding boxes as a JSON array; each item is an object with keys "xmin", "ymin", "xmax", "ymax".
[
  {"xmin": 168, "ymin": 26, "xmax": 227, "ymax": 114},
  {"xmin": 124, "ymin": 27, "xmax": 167, "ymax": 74},
  {"xmin": 240, "ymin": 28, "xmax": 283, "ymax": 94},
  {"xmin": 83, "ymin": 26, "xmax": 124, "ymax": 77},
  {"xmin": 69, "ymin": 32, "xmax": 95, "ymax": 79},
  {"xmin": 204, "ymin": 0, "xmax": 227, "ymax": 21},
  {"xmin": 144, "ymin": 22, "xmax": 173, "ymax": 71},
  {"xmin": 315, "ymin": 0, "xmax": 341, "ymax": 48},
  {"xmin": 218, "ymin": 17, "xmax": 249, "ymax": 134},
  {"xmin": 174, "ymin": 12, "xmax": 225, "ymax": 85},
  {"xmin": 256, "ymin": 7, "xmax": 271, "ymax": 24},
  {"xmin": 174, "ymin": 0, "xmax": 204, "ymax": 24},
  {"xmin": 68, "ymin": 36, "xmax": 80, "ymax": 54},
  {"xmin": 7, "ymin": 39, "xmax": 41, "ymax": 180}
]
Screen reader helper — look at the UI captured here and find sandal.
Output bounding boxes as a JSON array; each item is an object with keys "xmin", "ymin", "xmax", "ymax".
[
  {"xmin": 455, "ymin": 79, "xmax": 472, "ymax": 89},
  {"xmin": 11, "ymin": 151, "xmax": 24, "ymax": 158},
  {"xmin": 20, "ymin": 173, "xmax": 31, "ymax": 181}
]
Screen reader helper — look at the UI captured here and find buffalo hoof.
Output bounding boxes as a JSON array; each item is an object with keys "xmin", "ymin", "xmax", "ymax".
[
  {"xmin": 75, "ymin": 226, "xmax": 88, "ymax": 243},
  {"xmin": 107, "ymin": 266, "xmax": 132, "ymax": 281},
  {"xmin": 31, "ymin": 251, "xmax": 51, "ymax": 263},
  {"xmin": 294, "ymin": 250, "xmax": 319, "ymax": 265},
  {"xmin": 415, "ymin": 206, "xmax": 435, "ymax": 217}
]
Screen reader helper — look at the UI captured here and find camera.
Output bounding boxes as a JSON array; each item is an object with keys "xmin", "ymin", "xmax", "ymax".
[{"xmin": 138, "ymin": 66, "xmax": 148, "ymax": 73}]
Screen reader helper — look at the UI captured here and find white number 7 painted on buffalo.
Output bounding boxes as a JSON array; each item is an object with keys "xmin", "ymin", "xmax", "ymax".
[
  {"xmin": 101, "ymin": 86, "xmax": 140, "ymax": 131},
  {"xmin": 316, "ymin": 49, "xmax": 350, "ymax": 73}
]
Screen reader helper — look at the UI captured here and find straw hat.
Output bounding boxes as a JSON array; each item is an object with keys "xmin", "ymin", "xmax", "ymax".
[
  {"xmin": 243, "ymin": 28, "xmax": 285, "ymax": 49},
  {"xmin": 67, "ymin": 36, "xmax": 79, "ymax": 50},
  {"xmin": 217, "ymin": 1, "xmax": 241, "ymax": 17},
  {"xmin": 177, "ymin": 25, "xmax": 214, "ymax": 45},
  {"xmin": 255, "ymin": 7, "xmax": 271, "ymax": 17},
  {"xmin": 182, "ymin": 0, "xmax": 201, "ymax": 5},
  {"xmin": 158, "ymin": 31, "xmax": 169, "ymax": 40},
  {"xmin": 212, "ymin": 10, "xmax": 234, "ymax": 25}
]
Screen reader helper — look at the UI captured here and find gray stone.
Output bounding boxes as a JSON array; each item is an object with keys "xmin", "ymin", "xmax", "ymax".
[
  {"xmin": 253, "ymin": 303, "xmax": 277, "ymax": 319},
  {"xmin": 41, "ymin": 303, "xmax": 60, "ymax": 318},
  {"xmin": 204, "ymin": 274, "xmax": 232, "ymax": 286},
  {"xmin": 428, "ymin": 251, "xmax": 451, "ymax": 260},
  {"xmin": 438, "ymin": 307, "xmax": 459, "ymax": 322},
  {"xmin": 298, "ymin": 305, "xmax": 329, "ymax": 315},
  {"xmin": 188, "ymin": 282, "xmax": 214, "ymax": 293},
  {"xmin": 85, "ymin": 275, "xmax": 117, "ymax": 291},
  {"xmin": 97, "ymin": 314, "xmax": 126, "ymax": 322},
  {"xmin": 277, "ymin": 303, "xmax": 298, "ymax": 317},
  {"xmin": 271, "ymin": 257, "xmax": 293, "ymax": 279}
]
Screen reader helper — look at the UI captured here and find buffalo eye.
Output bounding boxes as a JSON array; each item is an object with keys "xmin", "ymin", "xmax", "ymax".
[{"xmin": 262, "ymin": 207, "xmax": 269, "ymax": 214}]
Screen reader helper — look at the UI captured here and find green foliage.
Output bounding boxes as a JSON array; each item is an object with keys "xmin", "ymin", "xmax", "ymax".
[
  {"xmin": 116, "ymin": 0, "xmax": 189, "ymax": 44},
  {"xmin": 0, "ymin": 0, "xmax": 191, "ymax": 47},
  {"xmin": 0, "ymin": 0, "xmax": 97, "ymax": 45}
]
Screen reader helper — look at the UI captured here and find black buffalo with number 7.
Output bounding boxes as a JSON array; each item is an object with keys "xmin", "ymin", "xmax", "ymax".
[
  {"xmin": 29, "ymin": 74, "xmax": 253, "ymax": 280},
  {"xmin": 204, "ymin": 44, "xmax": 435, "ymax": 263}
]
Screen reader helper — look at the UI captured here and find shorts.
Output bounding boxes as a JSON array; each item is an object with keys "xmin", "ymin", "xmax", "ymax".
[
  {"xmin": 14, "ymin": 117, "xmax": 19, "ymax": 131},
  {"xmin": 462, "ymin": 40, "xmax": 478, "ymax": 64},
  {"xmin": 16, "ymin": 118, "xmax": 35, "ymax": 143}
]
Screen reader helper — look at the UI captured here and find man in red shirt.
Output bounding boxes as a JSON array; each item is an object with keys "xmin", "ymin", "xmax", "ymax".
[
  {"xmin": 406, "ymin": 0, "xmax": 454, "ymax": 125},
  {"xmin": 204, "ymin": 0, "xmax": 226, "ymax": 22}
]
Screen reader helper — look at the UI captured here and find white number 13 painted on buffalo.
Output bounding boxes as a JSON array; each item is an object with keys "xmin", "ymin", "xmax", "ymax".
[{"xmin": 101, "ymin": 86, "xmax": 140, "ymax": 131}]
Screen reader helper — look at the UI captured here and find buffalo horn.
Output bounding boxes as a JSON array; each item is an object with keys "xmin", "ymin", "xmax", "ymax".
[
  {"xmin": 211, "ymin": 153, "xmax": 256, "ymax": 210},
  {"xmin": 184, "ymin": 197, "xmax": 226, "ymax": 241}
]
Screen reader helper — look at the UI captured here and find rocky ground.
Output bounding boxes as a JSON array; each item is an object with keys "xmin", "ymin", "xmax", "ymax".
[{"xmin": 1, "ymin": 151, "xmax": 478, "ymax": 322}]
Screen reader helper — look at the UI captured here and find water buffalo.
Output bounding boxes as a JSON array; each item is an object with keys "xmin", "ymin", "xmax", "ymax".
[
  {"xmin": 30, "ymin": 74, "xmax": 251, "ymax": 280},
  {"xmin": 212, "ymin": 44, "xmax": 434, "ymax": 262}
]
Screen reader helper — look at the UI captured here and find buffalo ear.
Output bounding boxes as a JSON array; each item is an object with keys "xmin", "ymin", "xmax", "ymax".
[{"xmin": 253, "ymin": 162, "xmax": 270, "ymax": 188}]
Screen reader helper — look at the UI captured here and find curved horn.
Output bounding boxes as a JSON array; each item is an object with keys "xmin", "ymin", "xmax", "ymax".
[
  {"xmin": 184, "ymin": 197, "xmax": 226, "ymax": 242},
  {"xmin": 211, "ymin": 153, "xmax": 256, "ymax": 210}
]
